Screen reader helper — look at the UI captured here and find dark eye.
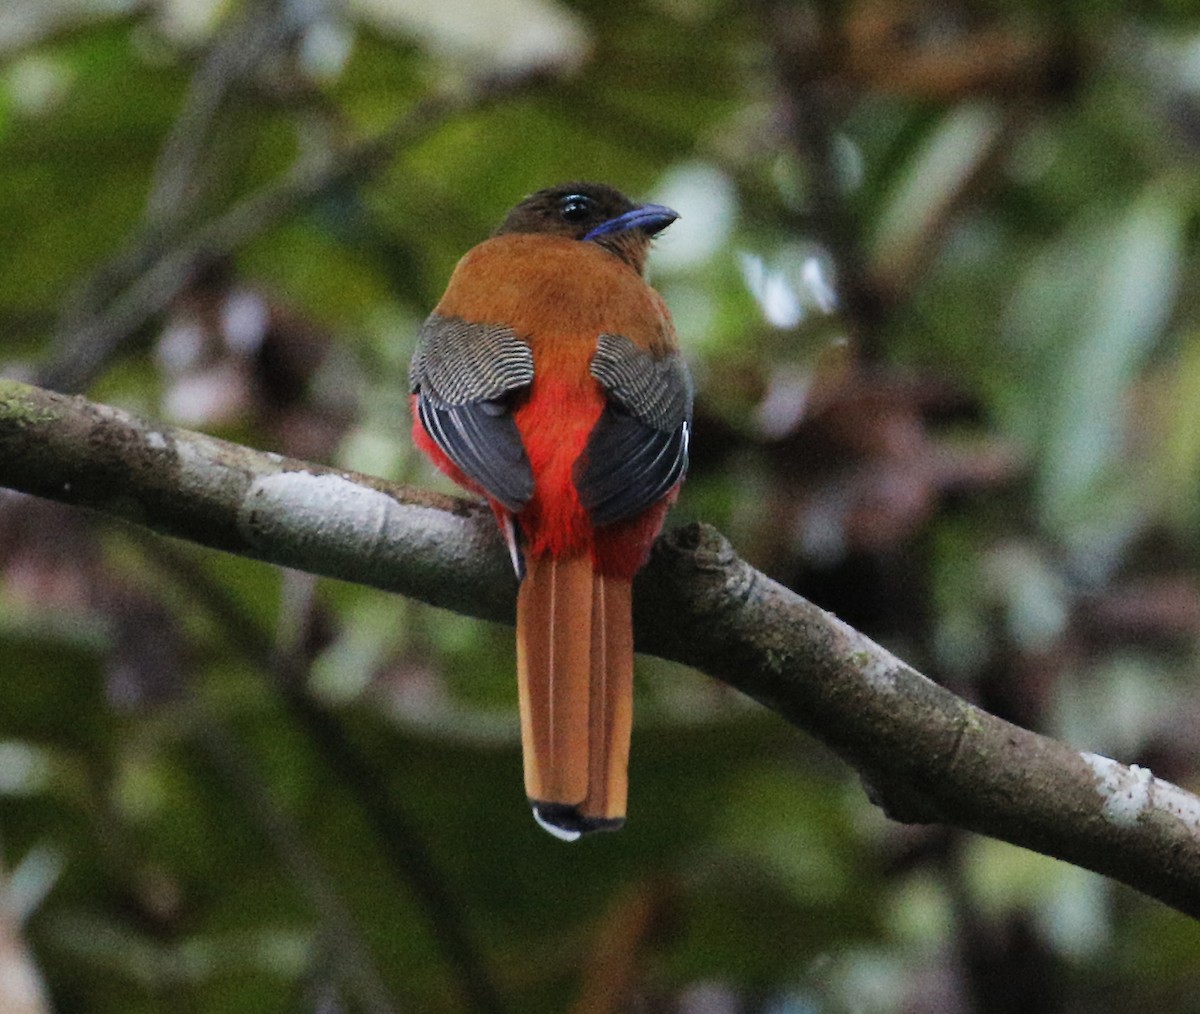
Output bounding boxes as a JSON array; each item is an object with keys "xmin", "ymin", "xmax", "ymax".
[{"xmin": 560, "ymin": 194, "xmax": 592, "ymax": 222}]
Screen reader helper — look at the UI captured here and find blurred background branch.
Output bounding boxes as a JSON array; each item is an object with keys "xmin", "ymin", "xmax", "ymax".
[
  {"xmin": 133, "ymin": 533, "xmax": 505, "ymax": 1014},
  {"xmin": 41, "ymin": 50, "xmax": 551, "ymax": 395},
  {"xmin": 192, "ymin": 718, "xmax": 398, "ymax": 1014},
  {"xmin": 0, "ymin": 853, "xmax": 51, "ymax": 1014}
]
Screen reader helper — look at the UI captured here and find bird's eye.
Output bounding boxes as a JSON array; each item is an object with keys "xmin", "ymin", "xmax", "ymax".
[{"xmin": 560, "ymin": 194, "xmax": 592, "ymax": 222}]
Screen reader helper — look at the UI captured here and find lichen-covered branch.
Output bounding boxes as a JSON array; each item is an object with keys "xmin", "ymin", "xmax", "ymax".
[
  {"xmin": 2, "ymin": 376, "xmax": 1198, "ymax": 918},
  {"xmin": 0, "ymin": 377, "xmax": 518, "ymax": 621}
]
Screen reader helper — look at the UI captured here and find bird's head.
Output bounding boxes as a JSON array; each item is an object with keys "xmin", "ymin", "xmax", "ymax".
[{"xmin": 494, "ymin": 182, "xmax": 677, "ymax": 275}]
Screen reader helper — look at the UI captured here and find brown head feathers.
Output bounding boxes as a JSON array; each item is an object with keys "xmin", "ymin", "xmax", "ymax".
[{"xmin": 494, "ymin": 182, "xmax": 677, "ymax": 275}]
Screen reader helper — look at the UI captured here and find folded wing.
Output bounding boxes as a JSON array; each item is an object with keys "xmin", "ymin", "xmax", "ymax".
[
  {"xmin": 409, "ymin": 313, "xmax": 535, "ymax": 513},
  {"xmin": 575, "ymin": 332, "xmax": 693, "ymax": 526}
]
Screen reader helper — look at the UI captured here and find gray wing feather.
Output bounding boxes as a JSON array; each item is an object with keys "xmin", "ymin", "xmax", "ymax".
[
  {"xmin": 587, "ymin": 332, "xmax": 691, "ymax": 429},
  {"xmin": 410, "ymin": 314, "xmax": 535, "ymax": 512},
  {"xmin": 576, "ymin": 333, "xmax": 693, "ymax": 526}
]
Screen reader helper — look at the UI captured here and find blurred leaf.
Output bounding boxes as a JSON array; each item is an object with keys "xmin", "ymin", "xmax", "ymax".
[{"xmin": 1000, "ymin": 180, "xmax": 1185, "ymax": 565}]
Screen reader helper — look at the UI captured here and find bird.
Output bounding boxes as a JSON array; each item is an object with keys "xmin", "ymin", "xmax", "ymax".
[{"xmin": 409, "ymin": 182, "xmax": 692, "ymax": 840}]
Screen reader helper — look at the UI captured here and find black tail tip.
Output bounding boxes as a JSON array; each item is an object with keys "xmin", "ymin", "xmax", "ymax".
[{"xmin": 530, "ymin": 801, "xmax": 624, "ymax": 841}]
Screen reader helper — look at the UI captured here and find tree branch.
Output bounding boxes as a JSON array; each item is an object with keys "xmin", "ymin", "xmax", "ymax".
[{"xmin": 2, "ymin": 376, "xmax": 1199, "ymax": 919}]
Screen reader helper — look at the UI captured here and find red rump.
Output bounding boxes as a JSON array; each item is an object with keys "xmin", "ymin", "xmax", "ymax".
[{"xmin": 410, "ymin": 374, "xmax": 673, "ymax": 581}]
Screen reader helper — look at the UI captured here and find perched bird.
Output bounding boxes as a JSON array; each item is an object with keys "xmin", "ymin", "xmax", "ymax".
[{"xmin": 409, "ymin": 182, "xmax": 692, "ymax": 839}]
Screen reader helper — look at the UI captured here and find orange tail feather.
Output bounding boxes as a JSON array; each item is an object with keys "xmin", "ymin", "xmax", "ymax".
[{"xmin": 516, "ymin": 555, "xmax": 634, "ymax": 840}]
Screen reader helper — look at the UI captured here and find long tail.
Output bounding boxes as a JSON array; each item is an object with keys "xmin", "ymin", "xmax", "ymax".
[{"xmin": 515, "ymin": 554, "xmax": 634, "ymax": 840}]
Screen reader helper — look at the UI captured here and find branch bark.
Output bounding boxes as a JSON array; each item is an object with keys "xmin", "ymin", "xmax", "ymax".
[{"xmin": 2, "ymin": 376, "xmax": 1199, "ymax": 919}]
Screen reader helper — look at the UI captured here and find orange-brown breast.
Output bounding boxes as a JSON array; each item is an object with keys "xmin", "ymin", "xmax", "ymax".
[
  {"xmin": 433, "ymin": 233, "xmax": 677, "ymax": 565},
  {"xmin": 434, "ymin": 234, "xmax": 677, "ymax": 366}
]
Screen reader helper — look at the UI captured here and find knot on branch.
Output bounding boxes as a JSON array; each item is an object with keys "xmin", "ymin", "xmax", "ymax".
[
  {"xmin": 858, "ymin": 770, "xmax": 947, "ymax": 826},
  {"xmin": 644, "ymin": 522, "xmax": 758, "ymax": 624},
  {"xmin": 659, "ymin": 521, "xmax": 737, "ymax": 570}
]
